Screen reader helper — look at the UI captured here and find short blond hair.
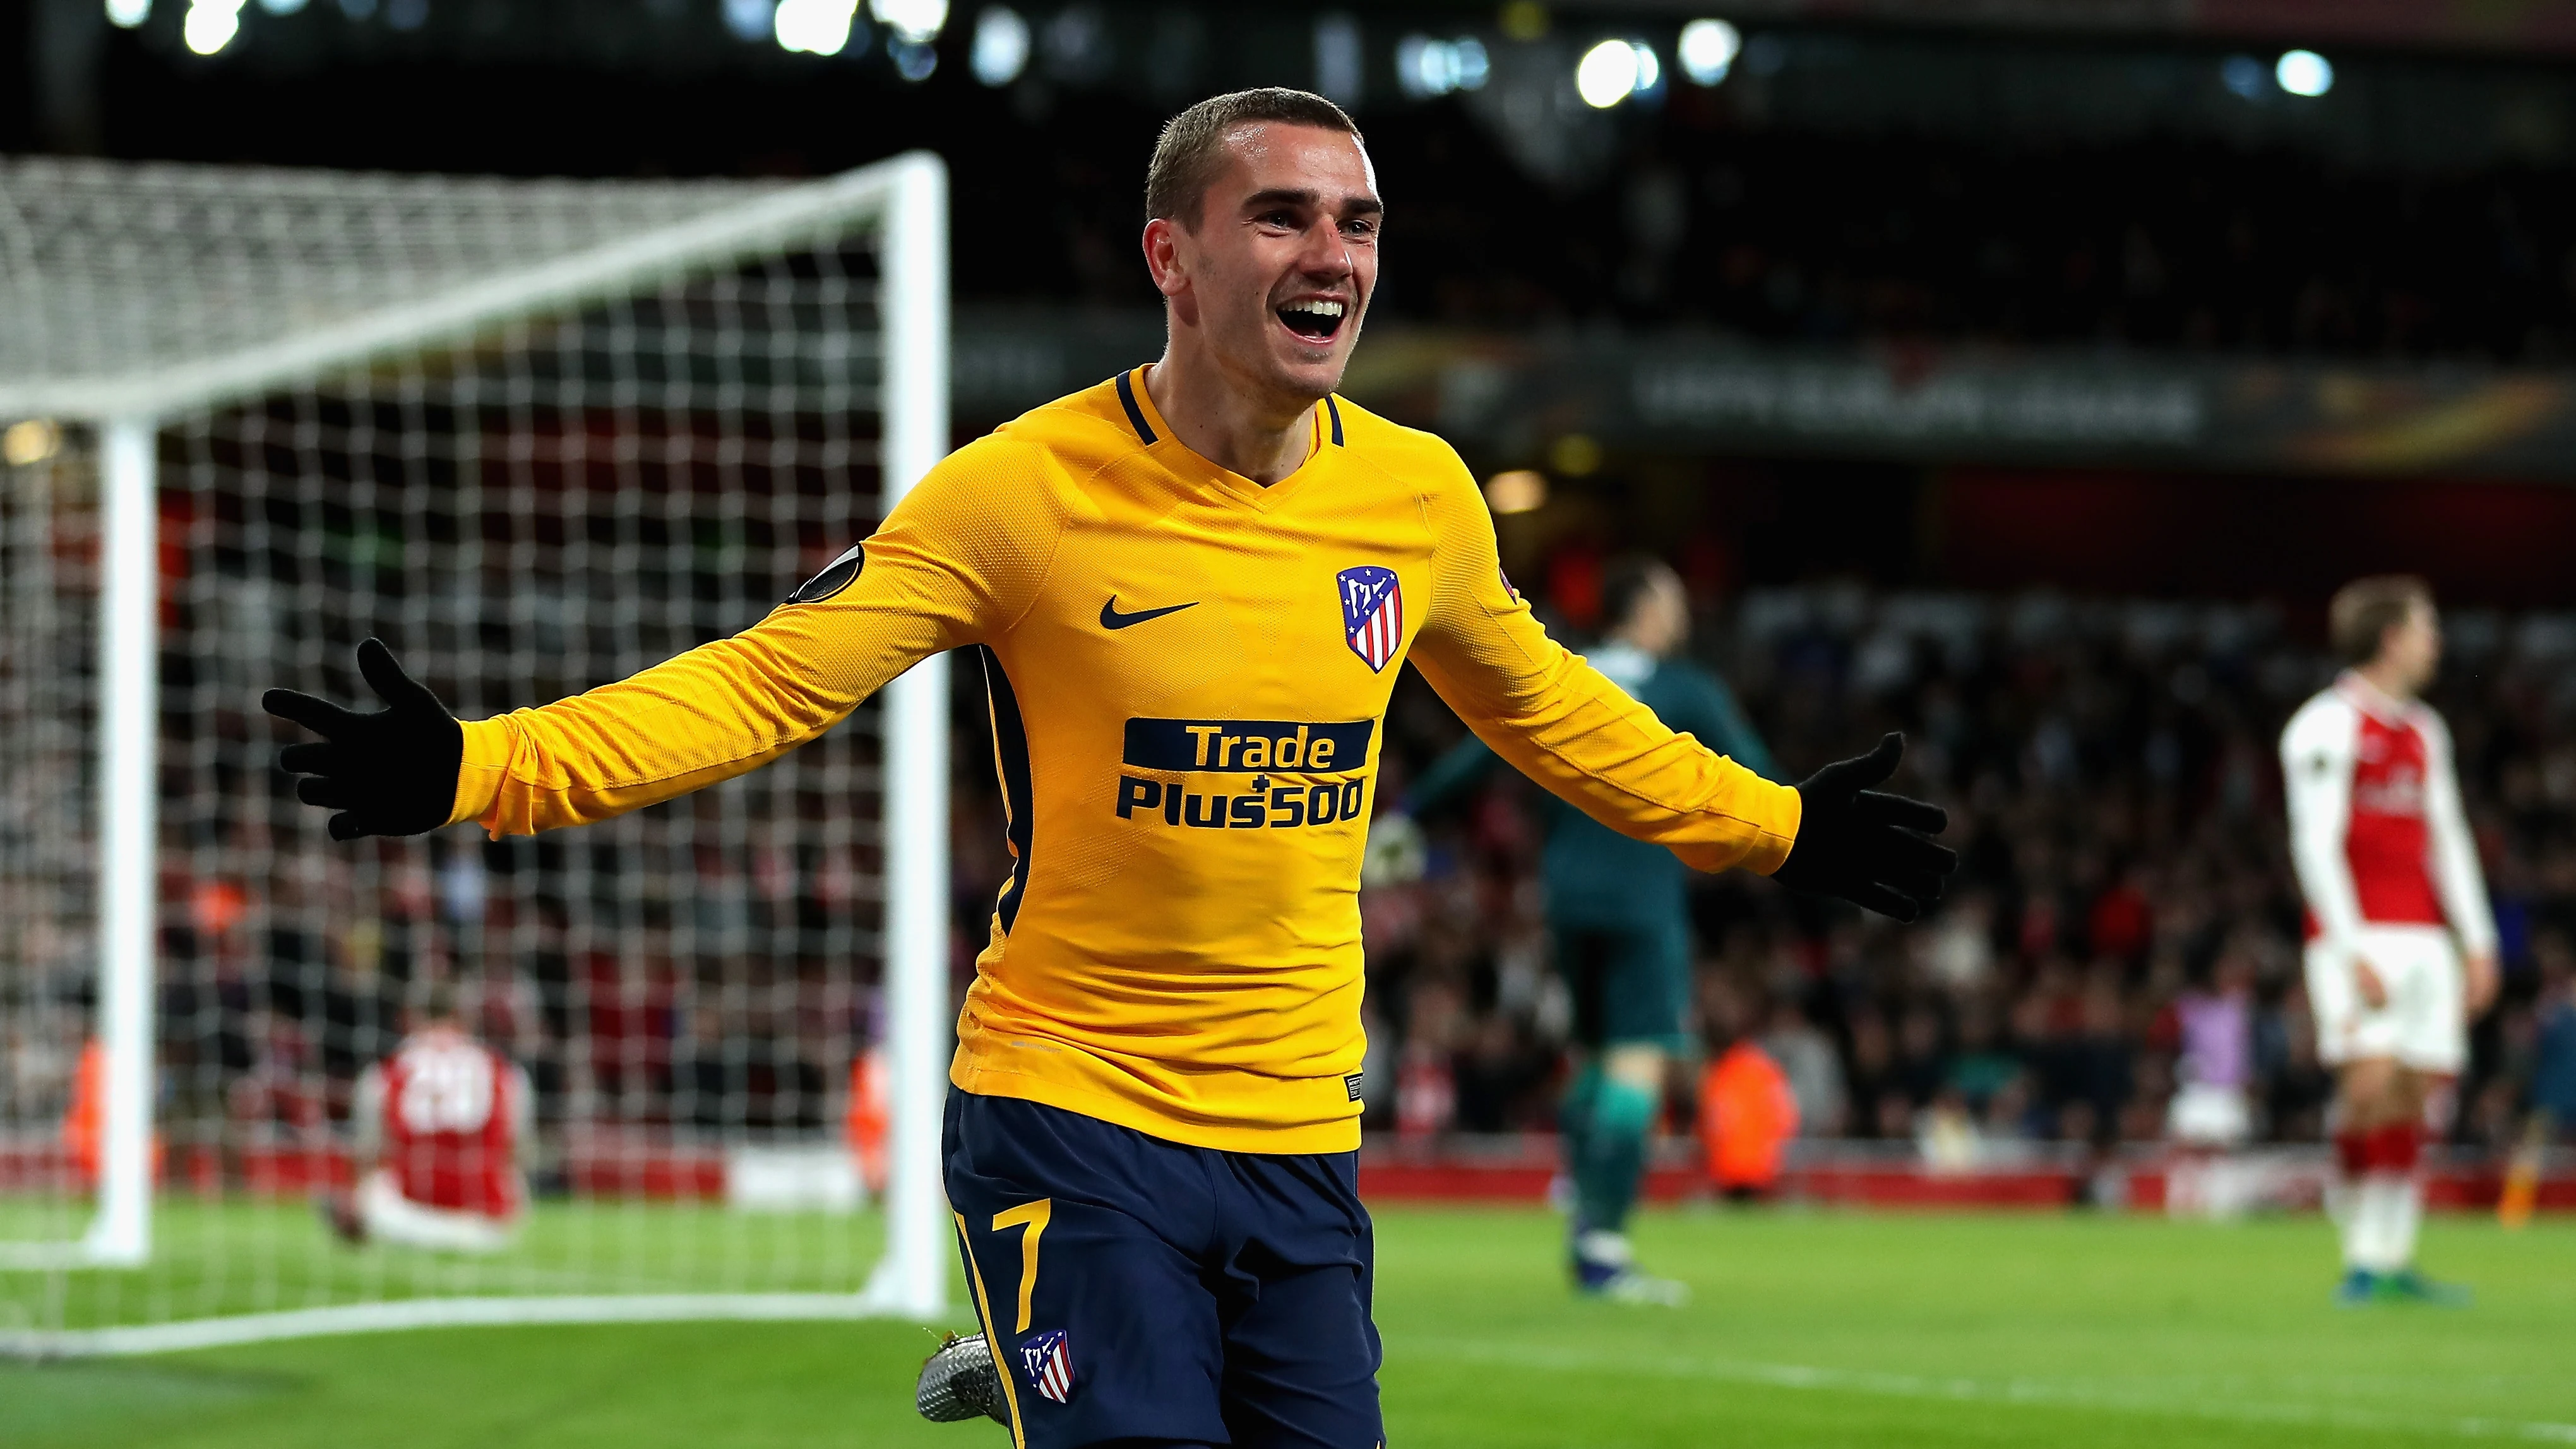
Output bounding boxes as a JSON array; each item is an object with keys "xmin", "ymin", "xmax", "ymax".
[
  {"xmin": 2329, "ymin": 575, "xmax": 2433, "ymax": 666},
  {"xmin": 1145, "ymin": 88, "xmax": 1361, "ymax": 229}
]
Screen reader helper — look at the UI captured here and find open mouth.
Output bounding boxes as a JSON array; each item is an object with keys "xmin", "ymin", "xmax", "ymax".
[{"xmin": 1275, "ymin": 297, "xmax": 1347, "ymax": 342}]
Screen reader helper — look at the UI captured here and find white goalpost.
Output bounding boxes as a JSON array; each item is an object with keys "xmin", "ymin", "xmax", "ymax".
[{"xmin": 0, "ymin": 153, "xmax": 953, "ymax": 1353}]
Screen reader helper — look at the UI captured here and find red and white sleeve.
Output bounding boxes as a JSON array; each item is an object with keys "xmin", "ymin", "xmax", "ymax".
[
  {"xmin": 2420, "ymin": 712, "xmax": 2497, "ymax": 957},
  {"xmin": 2281, "ymin": 695, "xmax": 2367, "ymax": 953}
]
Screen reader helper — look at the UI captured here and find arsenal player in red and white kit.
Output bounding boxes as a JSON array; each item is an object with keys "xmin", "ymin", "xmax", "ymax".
[
  {"xmin": 328, "ymin": 985, "xmax": 531, "ymax": 1253},
  {"xmin": 2281, "ymin": 576, "xmax": 2498, "ymax": 1304}
]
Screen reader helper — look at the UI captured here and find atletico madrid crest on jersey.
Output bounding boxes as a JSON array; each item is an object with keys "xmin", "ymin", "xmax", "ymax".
[
  {"xmin": 1338, "ymin": 566, "xmax": 1404, "ymax": 673},
  {"xmin": 1019, "ymin": 1328, "xmax": 1075, "ymax": 1404}
]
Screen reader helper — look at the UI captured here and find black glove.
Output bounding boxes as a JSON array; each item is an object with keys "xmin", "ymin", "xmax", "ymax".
[
  {"xmin": 264, "ymin": 638, "xmax": 464, "ymax": 842},
  {"xmin": 1770, "ymin": 732, "xmax": 1956, "ymax": 922}
]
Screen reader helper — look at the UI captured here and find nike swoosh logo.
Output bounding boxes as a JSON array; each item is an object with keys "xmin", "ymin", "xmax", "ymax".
[{"xmin": 1099, "ymin": 597, "xmax": 1199, "ymax": 630}]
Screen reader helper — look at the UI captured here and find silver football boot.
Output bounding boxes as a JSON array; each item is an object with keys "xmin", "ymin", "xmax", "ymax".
[{"xmin": 916, "ymin": 1330, "xmax": 1011, "ymax": 1426}]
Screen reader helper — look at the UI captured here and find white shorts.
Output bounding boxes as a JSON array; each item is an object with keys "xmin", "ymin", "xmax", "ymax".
[
  {"xmin": 2305, "ymin": 924, "xmax": 2464, "ymax": 1073},
  {"xmin": 2166, "ymin": 1083, "xmax": 2251, "ymax": 1147},
  {"xmin": 357, "ymin": 1169, "xmax": 519, "ymax": 1254}
]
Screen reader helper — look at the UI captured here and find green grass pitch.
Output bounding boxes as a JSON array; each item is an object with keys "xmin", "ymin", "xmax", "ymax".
[
  {"xmin": 6, "ymin": 1207, "xmax": 2573, "ymax": 1448},
  {"xmin": 0, "ymin": 1199, "xmax": 885, "ymax": 1329}
]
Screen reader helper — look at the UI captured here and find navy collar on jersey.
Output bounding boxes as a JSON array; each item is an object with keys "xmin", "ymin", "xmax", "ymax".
[{"xmin": 1116, "ymin": 369, "xmax": 1158, "ymax": 444}]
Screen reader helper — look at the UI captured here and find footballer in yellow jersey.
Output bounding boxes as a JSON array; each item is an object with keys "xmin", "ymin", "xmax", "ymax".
[{"xmin": 271, "ymin": 88, "xmax": 1954, "ymax": 1449}]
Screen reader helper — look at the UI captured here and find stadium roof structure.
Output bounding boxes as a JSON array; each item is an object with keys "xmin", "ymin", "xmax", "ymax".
[{"xmin": 0, "ymin": 156, "xmax": 922, "ymax": 422}]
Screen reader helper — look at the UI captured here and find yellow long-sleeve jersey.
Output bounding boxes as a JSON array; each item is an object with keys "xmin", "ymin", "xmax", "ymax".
[{"xmin": 448, "ymin": 368, "xmax": 1801, "ymax": 1152}]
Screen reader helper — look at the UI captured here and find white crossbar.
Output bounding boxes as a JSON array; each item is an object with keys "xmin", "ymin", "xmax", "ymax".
[{"xmin": 0, "ymin": 153, "xmax": 936, "ymax": 422}]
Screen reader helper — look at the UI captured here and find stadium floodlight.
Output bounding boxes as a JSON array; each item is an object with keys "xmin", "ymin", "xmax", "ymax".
[
  {"xmin": 1454, "ymin": 37, "xmax": 1489, "ymax": 90},
  {"xmin": 724, "ymin": 0, "xmax": 773, "ymax": 40},
  {"xmin": 970, "ymin": 6, "xmax": 1030, "ymax": 86},
  {"xmin": 891, "ymin": 38, "xmax": 937, "ymax": 79},
  {"xmin": 104, "ymin": 0, "xmax": 148, "ymax": 27},
  {"xmin": 1577, "ymin": 37, "xmax": 1640, "ymax": 109},
  {"xmin": 869, "ymin": 0, "xmax": 945, "ymax": 45},
  {"xmin": 182, "ymin": 0, "xmax": 244, "ymax": 54},
  {"xmin": 1, "ymin": 420, "xmax": 59, "ymax": 467},
  {"xmin": 0, "ymin": 153, "xmax": 953, "ymax": 1352},
  {"xmin": 1395, "ymin": 35, "xmax": 1438, "ymax": 97},
  {"xmin": 1397, "ymin": 35, "xmax": 1489, "ymax": 98},
  {"xmin": 1678, "ymin": 18, "xmax": 1739, "ymax": 86},
  {"xmin": 1576, "ymin": 39, "xmax": 1657, "ymax": 107},
  {"xmin": 2276, "ymin": 49, "xmax": 2333, "ymax": 97},
  {"xmin": 774, "ymin": 0, "xmax": 857, "ymax": 54}
]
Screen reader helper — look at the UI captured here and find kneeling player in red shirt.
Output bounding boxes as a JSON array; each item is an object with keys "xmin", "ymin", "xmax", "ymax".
[{"xmin": 325, "ymin": 984, "xmax": 531, "ymax": 1254}]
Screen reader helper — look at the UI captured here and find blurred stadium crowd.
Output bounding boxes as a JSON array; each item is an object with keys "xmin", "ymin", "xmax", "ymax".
[
  {"xmin": 1346, "ymin": 579, "xmax": 2576, "ymax": 1155},
  {"xmin": 939, "ymin": 48, "xmax": 2576, "ymax": 367},
  {"xmin": 59, "ymin": 8, "xmax": 2574, "ymax": 368},
  {"xmin": 1558, "ymin": 138, "xmax": 2576, "ymax": 361},
  {"xmin": 1231, "ymin": 126, "xmax": 2576, "ymax": 364}
]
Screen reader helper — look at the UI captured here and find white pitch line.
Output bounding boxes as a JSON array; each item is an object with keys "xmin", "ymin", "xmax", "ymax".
[
  {"xmin": 2, "ymin": 1291, "xmax": 917, "ymax": 1359},
  {"xmin": 1404, "ymin": 1339, "xmax": 2576, "ymax": 1443}
]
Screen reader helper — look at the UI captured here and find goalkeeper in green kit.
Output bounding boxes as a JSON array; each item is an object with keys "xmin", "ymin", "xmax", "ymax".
[{"xmin": 1387, "ymin": 556, "xmax": 1777, "ymax": 1304}]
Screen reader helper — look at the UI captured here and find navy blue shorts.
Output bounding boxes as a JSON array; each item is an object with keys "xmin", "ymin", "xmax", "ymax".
[{"xmin": 943, "ymin": 1089, "xmax": 1383, "ymax": 1448}]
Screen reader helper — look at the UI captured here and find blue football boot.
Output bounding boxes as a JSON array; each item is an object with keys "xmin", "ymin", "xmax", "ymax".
[{"xmin": 2376, "ymin": 1268, "xmax": 2472, "ymax": 1306}]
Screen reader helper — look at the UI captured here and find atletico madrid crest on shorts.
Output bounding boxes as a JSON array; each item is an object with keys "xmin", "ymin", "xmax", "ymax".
[
  {"xmin": 1020, "ymin": 1328, "xmax": 1075, "ymax": 1404},
  {"xmin": 1338, "ymin": 566, "xmax": 1404, "ymax": 673}
]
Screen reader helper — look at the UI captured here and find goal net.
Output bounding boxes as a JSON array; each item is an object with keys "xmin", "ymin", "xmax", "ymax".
[{"xmin": 0, "ymin": 154, "xmax": 953, "ymax": 1354}]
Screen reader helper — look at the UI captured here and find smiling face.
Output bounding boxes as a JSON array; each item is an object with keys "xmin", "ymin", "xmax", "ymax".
[{"xmin": 1144, "ymin": 122, "xmax": 1381, "ymax": 415}]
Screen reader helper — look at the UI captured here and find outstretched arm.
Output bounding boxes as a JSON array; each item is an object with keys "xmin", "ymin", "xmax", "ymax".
[
  {"xmin": 268, "ymin": 439, "xmax": 1064, "ymax": 839},
  {"xmin": 443, "ymin": 530, "xmax": 975, "ymax": 837},
  {"xmin": 1406, "ymin": 536, "xmax": 1798, "ymax": 877},
  {"xmin": 1403, "ymin": 456, "xmax": 1950, "ymax": 916}
]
